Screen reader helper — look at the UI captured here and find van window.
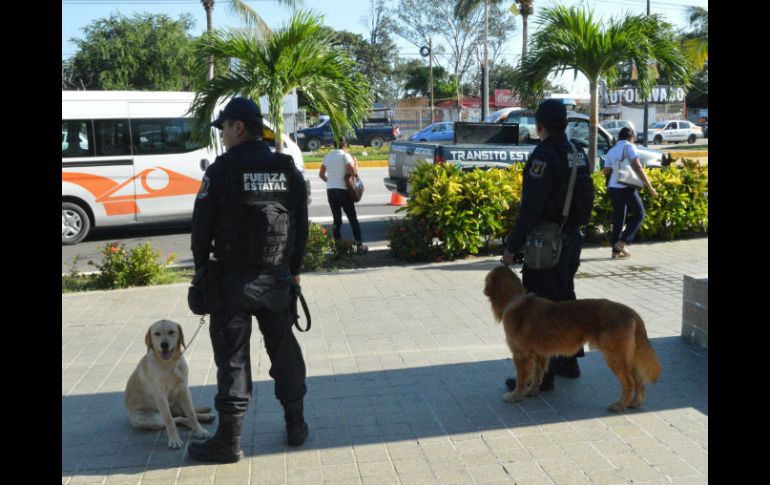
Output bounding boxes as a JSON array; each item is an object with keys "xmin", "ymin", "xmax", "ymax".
[
  {"xmin": 94, "ymin": 119, "xmax": 131, "ymax": 156},
  {"xmin": 62, "ymin": 120, "xmax": 94, "ymax": 158},
  {"xmin": 131, "ymin": 118, "xmax": 203, "ymax": 155}
]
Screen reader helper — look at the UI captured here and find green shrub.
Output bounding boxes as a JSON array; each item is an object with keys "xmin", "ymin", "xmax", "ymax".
[
  {"xmin": 302, "ymin": 222, "xmax": 335, "ymax": 271},
  {"xmin": 587, "ymin": 160, "xmax": 708, "ymax": 241},
  {"xmin": 389, "ymin": 160, "xmax": 708, "ymax": 262},
  {"xmin": 89, "ymin": 242, "xmax": 176, "ymax": 289},
  {"xmin": 387, "ymin": 217, "xmax": 442, "ymax": 262},
  {"xmin": 333, "ymin": 239, "xmax": 357, "ymax": 261},
  {"xmin": 393, "ymin": 162, "xmax": 523, "ymax": 260}
]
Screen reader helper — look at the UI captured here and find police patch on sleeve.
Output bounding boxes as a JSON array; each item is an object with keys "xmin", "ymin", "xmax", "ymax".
[
  {"xmin": 197, "ymin": 175, "xmax": 210, "ymax": 199},
  {"xmin": 529, "ymin": 160, "xmax": 547, "ymax": 178}
]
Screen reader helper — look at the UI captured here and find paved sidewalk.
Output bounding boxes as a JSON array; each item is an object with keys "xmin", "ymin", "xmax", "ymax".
[{"xmin": 63, "ymin": 238, "xmax": 708, "ymax": 485}]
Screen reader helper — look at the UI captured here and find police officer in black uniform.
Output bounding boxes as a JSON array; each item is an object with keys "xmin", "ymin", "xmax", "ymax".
[
  {"xmin": 188, "ymin": 97, "xmax": 309, "ymax": 463},
  {"xmin": 502, "ymin": 99, "xmax": 594, "ymax": 392}
]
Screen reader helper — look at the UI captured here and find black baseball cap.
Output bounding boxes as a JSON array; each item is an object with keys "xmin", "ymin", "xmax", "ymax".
[
  {"xmin": 535, "ymin": 99, "xmax": 567, "ymax": 126},
  {"xmin": 210, "ymin": 97, "xmax": 263, "ymax": 129}
]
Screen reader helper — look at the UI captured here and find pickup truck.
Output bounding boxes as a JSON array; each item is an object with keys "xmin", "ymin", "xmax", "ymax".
[
  {"xmin": 384, "ymin": 112, "xmax": 667, "ymax": 197},
  {"xmin": 292, "ymin": 109, "xmax": 400, "ymax": 151}
]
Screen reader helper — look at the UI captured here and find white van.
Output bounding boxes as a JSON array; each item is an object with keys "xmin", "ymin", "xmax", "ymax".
[{"xmin": 62, "ymin": 91, "xmax": 310, "ymax": 244}]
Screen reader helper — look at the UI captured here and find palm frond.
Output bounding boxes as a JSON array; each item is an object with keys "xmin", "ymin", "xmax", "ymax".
[{"xmin": 190, "ymin": 9, "xmax": 371, "ymax": 150}]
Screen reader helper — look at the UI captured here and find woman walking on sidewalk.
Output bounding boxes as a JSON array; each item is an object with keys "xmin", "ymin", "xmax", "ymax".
[
  {"xmin": 319, "ymin": 138, "xmax": 368, "ymax": 255},
  {"xmin": 603, "ymin": 127, "xmax": 658, "ymax": 258}
]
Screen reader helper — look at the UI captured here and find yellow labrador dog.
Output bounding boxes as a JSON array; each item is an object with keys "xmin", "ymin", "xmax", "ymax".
[{"xmin": 124, "ymin": 319, "xmax": 214, "ymax": 448}]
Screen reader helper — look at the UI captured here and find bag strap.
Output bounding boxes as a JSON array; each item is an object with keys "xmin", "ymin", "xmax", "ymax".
[{"xmin": 560, "ymin": 143, "xmax": 580, "ymax": 229}]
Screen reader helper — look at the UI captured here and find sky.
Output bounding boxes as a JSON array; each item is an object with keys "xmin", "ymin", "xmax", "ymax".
[{"xmin": 62, "ymin": 0, "xmax": 708, "ymax": 96}]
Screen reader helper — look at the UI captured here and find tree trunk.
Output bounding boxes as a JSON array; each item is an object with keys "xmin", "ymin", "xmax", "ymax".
[
  {"xmin": 271, "ymin": 97, "xmax": 284, "ymax": 154},
  {"xmin": 522, "ymin": 15, "xmax": 528, "ymax": 60},
  {"xmin": 205, "ymin": 4, "xmax": 214, "ymax": 81},
  {"xmin": 588, "ymin": 80, "xmax": 599, "ymax": 173}
]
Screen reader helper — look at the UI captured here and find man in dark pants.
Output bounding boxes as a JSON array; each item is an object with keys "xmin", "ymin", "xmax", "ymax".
[
  {"xmin": 188, "ymin": 97, "xmax": 309, "ymax": 463},
  {"xmin": 502, "ymin": 99, "xmax": 594, "ymax": 392}
]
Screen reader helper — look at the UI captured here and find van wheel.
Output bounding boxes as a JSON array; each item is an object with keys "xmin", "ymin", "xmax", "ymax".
[
  {"xmin": 305, "ymin": 138, "xmax": 322, "ymax": 152},
  {"xmin": 653, "ymin": 135, "xmax": 663, "ymax": 145},
  {"xmin": 62, "ymin": 202, "xmax": 91, "ymax": 245},
  {"xmin": 368, "ymin": 136, "xmax": 385, "ymax": 149},
  {"xmin": 688, "ymin": 134, "xmax": 696, "ymax": 144}
]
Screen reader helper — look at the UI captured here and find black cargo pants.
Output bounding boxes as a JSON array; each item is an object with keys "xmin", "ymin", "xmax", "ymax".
[
  {"xmin": 209, "ymin": 266, "xmax": 307, "ymax": 416},
  {"xmin": 522, "ymin": 225, "xmax": 585, "ymax": 361}
]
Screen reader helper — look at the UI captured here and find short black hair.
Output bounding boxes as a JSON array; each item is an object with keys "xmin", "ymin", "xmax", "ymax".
[
  {"xmin": 225, "ymin": 118, "xmax": 263, "ymax": 139},
  {"xmin": 535, "ymin": 99, "xmax": 568, "ymax": 134},
  {"xmin": 618, "ymin": 127, "xmax": 636, "ymax": 141},
  {"xmin": 334, "ymin": 137, "xmax": 348, "ymax": 149}
]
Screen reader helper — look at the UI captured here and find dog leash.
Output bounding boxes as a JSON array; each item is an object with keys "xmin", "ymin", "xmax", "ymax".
[
  {"xmin": 291, "ymin": 284, "xmax": 312, "ymax": 332},
  {"xmin": 180, "ymin": 315, "xmax": 207, "ymax": 356}
]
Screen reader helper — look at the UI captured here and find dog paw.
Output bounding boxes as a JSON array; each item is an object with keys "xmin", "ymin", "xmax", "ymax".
[
  {"xmin": 168, "ymin": 436, "xmax": 184, "ymax": 448},
  {"xmin": 193, "ymin": 428, "xmax": 211, "ymax": 439},
  {"xmin": 628, "ymin": 401, "xmax": 642, "ymax": 409},
  {"xmin": 607, "ymin": 402, "xmax": 626, "ymax": 413},
  {"xmin": 503, "ymin": 391, "xmax": 524, "ymax": 403}
]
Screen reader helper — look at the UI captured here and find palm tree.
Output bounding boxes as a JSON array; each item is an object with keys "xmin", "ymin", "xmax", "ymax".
[
  {"xmin": 511, "ymin": 5, "xmax": 690, "ymax": 171},
  {"xmin": 200, "ymin": 0, "xmax": 302, "ymax": 80},
  {"xmin": 190, "ymin": 10, "xmax": 372, "ymax": 153},
  {"xmin": 517, "ymin": 1, "xmax": 533, "ymax": 60},
  {"xmin": 682, "ymin": 6, "xmax": 708, "ymax": 70}
]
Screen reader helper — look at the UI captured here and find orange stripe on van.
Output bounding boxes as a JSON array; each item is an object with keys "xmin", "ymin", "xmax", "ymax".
[
  {"xmin": 104, "ymin": 201, "xmax": 139, "ymax": 216},
  {"xmin": 63, "ymin": 167, "xmax": 202, "ymax": 216},
  {"xmin": 135, "ymin": 168, "xmax": 202, "ymax": 198}
]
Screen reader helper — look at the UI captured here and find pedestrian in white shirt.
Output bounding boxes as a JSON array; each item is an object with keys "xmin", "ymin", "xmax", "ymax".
[
  {"xmin": 319, "ymin": 138, "xmax": 368, "ymax": 255},
  {"xmin": 602, "ymin": 128, "xmax": 658, "ymax": 258}
]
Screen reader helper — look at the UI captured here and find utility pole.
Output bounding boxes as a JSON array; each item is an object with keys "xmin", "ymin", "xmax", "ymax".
[
  {"xmin": 642, "ymin": 0, "xmax": 650, "ymax": 147},
  {"xmin": 481, "ymin": 0, "xmax": 489, "ymax": 121},
  {"xmin": 429, "ymin": 38, "xmax": 434, "ymax": 123}
]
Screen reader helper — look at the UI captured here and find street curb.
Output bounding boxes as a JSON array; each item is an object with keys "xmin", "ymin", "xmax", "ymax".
[
  {"xmin": 664, "ymin": 150, "xmax": 708, "ymax": 159},
  {"xmin": 305, "ymin": 160, "xmax": 388, "ymax": 169}
]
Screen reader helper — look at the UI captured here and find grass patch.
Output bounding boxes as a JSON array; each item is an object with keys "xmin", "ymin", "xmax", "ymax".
[
  {"xmin": 303, "ymin": 145, "xmax": 390, "ymax": 163},
  {"xmin": 62, "ymin": 266, "xmax": 195, "ymax": 294},
  {"xmin": 666, "ymin": 144, "xmax": 708, "ymax": 151}
]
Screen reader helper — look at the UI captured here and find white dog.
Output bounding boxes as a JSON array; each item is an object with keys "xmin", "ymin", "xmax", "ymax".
[{"xmin": 124, "ymin": 319, "xmax": 214, "ymax": 448}]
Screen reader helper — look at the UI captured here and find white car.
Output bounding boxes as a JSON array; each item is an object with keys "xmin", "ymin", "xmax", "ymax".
[
  {"xmin": 645, "ymin": 120, "xmax": 704, "ymax": 145},
  {"xmin": 601, "ymin": 119, "xmax": 636, "ymax": 139}
]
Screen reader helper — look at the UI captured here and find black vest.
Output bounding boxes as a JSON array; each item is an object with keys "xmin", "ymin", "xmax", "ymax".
[
  {"xmin": 214, "ymin": 147, "xmax": 298, "ymax": 269},
  {"xmin": 539, "ymin": 135, "xmax": 595, "ymax": 227}
]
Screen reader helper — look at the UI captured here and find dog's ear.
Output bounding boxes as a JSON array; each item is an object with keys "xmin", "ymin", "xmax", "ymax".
[
  {"xmin": 177, "ymin": 323, "xmax": 186, "ymax": 352},
  {"xmin": 144, "ymin": 329, "xmax": 152, "ymax": 353}
]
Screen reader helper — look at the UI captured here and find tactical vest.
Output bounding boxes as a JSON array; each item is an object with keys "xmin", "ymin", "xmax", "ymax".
[
  {"xmin": 541, "ymin": 141, "xmax": 595, "ymax": 227},
  {"xmin": 214, "ymin": 152, "xmax": 298, "ymax": 268}
]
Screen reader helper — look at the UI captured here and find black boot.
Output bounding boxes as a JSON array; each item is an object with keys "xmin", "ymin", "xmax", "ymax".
[
  {"xmin": 187, "ymin": 413, "xmax": 244, "ymax": 463},
  {"xmin": 550, "ymin": 355, "xmax": 581, "ymax": 379},
  {"xmin": 283, "ymin": 398, "xmax": 309, "ymax": 447}
]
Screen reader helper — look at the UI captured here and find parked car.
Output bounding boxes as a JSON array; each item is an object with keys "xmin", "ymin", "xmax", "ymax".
[
  {"xmin": 645, "ymin": 120, "xmax": 704, "ymax": 144},
  {"xmin": 601, "ymin": 119, "xmax": 636, "ymax": 139},
  {"xmin": 292, "ymin": 109, "xmax": 399, "ymax": 151},
  {"xmin": 408, "ymin": 122, "xmax": 454, "ymax": 142}
]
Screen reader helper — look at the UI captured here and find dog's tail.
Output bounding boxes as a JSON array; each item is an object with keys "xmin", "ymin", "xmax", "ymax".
[{"xmin": 632, "ymin": 314, "xmax": 661, "ymax": 384}]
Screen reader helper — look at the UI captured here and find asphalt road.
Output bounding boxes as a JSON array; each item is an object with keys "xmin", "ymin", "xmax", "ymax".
[{"xmin": 62, "ymin": 167, "xmax": 403, "ymax": 274}]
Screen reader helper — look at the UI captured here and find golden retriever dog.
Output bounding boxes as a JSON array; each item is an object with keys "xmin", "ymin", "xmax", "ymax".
[
  {"xmin": 483, "ymin": 266, "xmax": 661, "ymax": 412},
  {"xmin": 124, "ymin": 319, "xmax": 215, "ymax": 448}
]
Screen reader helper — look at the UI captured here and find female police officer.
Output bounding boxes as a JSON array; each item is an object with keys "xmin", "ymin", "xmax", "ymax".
[
  {"xmin": 502, "ymin": 99, "xmax": 595, "ymax": 392},
  {"xmin": 188, "ymin": 97, "xmax": 310, "ymax": 463}
]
